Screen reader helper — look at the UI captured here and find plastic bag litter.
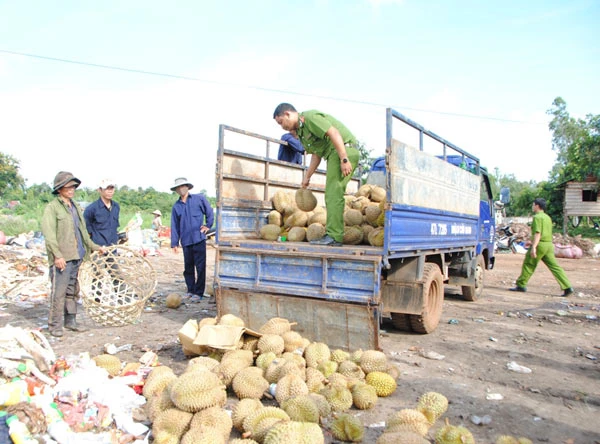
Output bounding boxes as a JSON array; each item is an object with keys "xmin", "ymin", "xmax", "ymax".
[{"xmin": 506, "ymin": 361, "xmax": 532, "ymax": 373}]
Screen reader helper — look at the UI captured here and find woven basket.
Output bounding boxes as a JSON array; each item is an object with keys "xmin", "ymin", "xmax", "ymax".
[{"xmin": 79, "ymin": 246, "xmax": 157, "ymax": 327}]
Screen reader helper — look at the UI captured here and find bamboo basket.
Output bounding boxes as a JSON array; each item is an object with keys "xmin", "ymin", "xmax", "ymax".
[{"xmin": 79, "ymin": 246, "xmax": 157, "ymax": 327}]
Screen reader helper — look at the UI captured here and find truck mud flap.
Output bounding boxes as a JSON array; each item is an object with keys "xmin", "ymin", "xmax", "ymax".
[{"xmin": 217, "ymin": 288, "xmax": 380, "ymax": 351}]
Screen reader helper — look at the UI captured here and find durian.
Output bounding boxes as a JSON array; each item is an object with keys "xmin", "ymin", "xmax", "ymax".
[
  {"xmin": 434, "ymin": 418, "xmax": 475, "ymax": 444},
  {"xmin": 330, "ymin": 349, "xmax": 350, "ymax": 363},
  {"xmin": 330, "ymin": 413, "xmax": 364, "ymax": 442},
  {"xmin": 232, "ymin": 366, "xmax": 269, "ymax": 399},
  {"xmin": 370, "ymin": 185, "xmax": 386, "ymax": 202},
  {"xmin": 376, "ymin": 431, "xmax": 430, "ymax": 444},
  {"xmin": 268, "ymin": 210, "xmax": 283, "ymax": 226},
  {"xmin": 386, "ymin": 409, "xmax": 430, "ymax": 436},
  {"xmin": 259, "ymin": 317, "xmax": 296, "ymax": 335},
  {"xmin": 351, "ymin": 382, "xmax": 378, "ymax": 410},
  {"xmin": 165, "ymin": 293, "xmax": 182, "ymax": 308},
  {"xmin": 232, "ymin": 398, "xmax": 264, "ymax": 432},
  {"xmin": 256, "ymin": 352, "xmax": 278, "ymax": 370},
  {"xmin": 143, "ymin": 366, "xmax": 176, "ymax": 398},
  {"xmin": 304, "ymin": 342, "xmax": 331, "ymax": 368},
  {"xmin": 281, "ymin": 394, "xmax": 321, "ymax": 423},
  {"xmin": 242, "ymin": 406, "xmax": 290, "ymax": 442},
  {"xmin": 180, "ymin": 427, "xmax": 226, "ymax": 444},
  {"xmin": 338, "ymin": 360, "xmax": 366, "ymax": 380},
  {"xmin": 417, "ymin": 391, "xmax": 448, "ymax": 424},
  {"xmin": 145, "ymin": 389, "xmax": 174, "ymax": 422},
  {"xmin": 216, "ymin": 357, "xmax": 251, "ymax": 386},
  {"xmin": 343, "ymin": 225, "xmax": 363, "ymax": 245},
  {"xmin": 218, "ymin": 313, "xmax": 246, "ymax": 327},
  {"xmin": 369, "ymin": 227, "xmax": 384, "ymax": 246},
  {"xmin": 365, "ymin": 371, "xmax": 397, "ymax": 397},
  {"xmin": 189, "ymin": 406, "xmax": 232, "ymax": 442},
  {"xmin": 272, "ymin": 190, "xmax": 293, "ymax": 213},
  {"xmin": 275, "ymin": 373, "xmax": 309, "ymax": 404},
  {"xmin": 317, "ymin": 360, "xmax": 338, "ymax": 377},
  {"xmin": 308, "ymin": 392, "xmax": 331, "ymax": 418},
  {"xmin": 152, "ymin": 408, "xmax": 193, "ymax": 442},
  {"xmin": 258, "ymin": 334, "xmax": 285, "ymax": 355},
  {"xmin": 359, "ymin": 350, "xmax": 388, "ymax": 373},
  {"xmin": 495, "ymin": 437, "xmax": 519, "ymax": 444},
  {"xmin": 320, "ymin": 383, "xmax": 353, "ymax": 412},
  {"xmin": 92, "ymin": 354, "xmax": 121, "ymax": 377},
  {"xmin": 284, "ymin": 210, "xmax": 309, "ymax": 228},
  {"xmin": 344, "ymin": 209, "xmax": 363, "ymax": 226},
  {"xmin": 260, "ymin": 224, "xmax": 283, "ymax": 241},
  {"xmin": 169, "ymin": 370, "xmax": 227, "ymax": 412},
  {"xmin": 305, "ymin": 367, "xmax": 327, "ymax": 393},
  {"xmin": 295, "ymin": 188, "xmax": 318, "ymax": 212},
  {"xmin": 287, "ymin": 226, "xmax": 307, "ymax": 242},
  {"xmin": 281, "ymin": 331, "xmax": 305, "ymax": 352},
  {"xmin": 263, "ymin": 420, "xmax": 325, "ymax": 444}
]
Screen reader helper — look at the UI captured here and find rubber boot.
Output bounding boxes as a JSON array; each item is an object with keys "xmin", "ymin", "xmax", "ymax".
[
  {"xmin": 64, "ymin": 314, "xmax": 89, "ymax": 332},
  {"xmin": 50, "ymin": 328, "xmax": 64, "ymax": 338}
]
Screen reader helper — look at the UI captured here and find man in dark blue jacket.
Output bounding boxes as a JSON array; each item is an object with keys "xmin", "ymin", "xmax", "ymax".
[
  {"xmin": 170, "ymin": 177, "xmax": 214, "ymax": 298},
  {"xmin": 278, "ymin": 131, "xmax": 305, "ymax": 165},
  {"xmin": 84, "ymin": 179, "xmax": 120, "ymax": 246}
]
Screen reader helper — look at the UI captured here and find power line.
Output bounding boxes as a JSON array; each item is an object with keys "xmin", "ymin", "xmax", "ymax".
[{"xmin": 0, "ymin": 49, "xmax": 547, "ymax": 125}]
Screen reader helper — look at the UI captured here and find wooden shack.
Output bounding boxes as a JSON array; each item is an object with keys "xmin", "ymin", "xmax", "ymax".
[{"xmin": 561, "ymin": 179, "xmax": 600, "ymax": 233}]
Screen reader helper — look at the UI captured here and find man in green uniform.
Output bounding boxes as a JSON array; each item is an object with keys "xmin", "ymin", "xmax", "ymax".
[
  {"xmin": 510, "ymin": 198, "xmax": 574, "ymax": 297},
  {"xmin": 273, "ymin": 103, "xmax": 359, "ymax": 246}
]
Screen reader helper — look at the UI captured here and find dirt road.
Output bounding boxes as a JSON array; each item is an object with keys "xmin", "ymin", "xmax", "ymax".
[{"xmin": 4, "ymin": 245, "xmax": 599, "ymax": 443}]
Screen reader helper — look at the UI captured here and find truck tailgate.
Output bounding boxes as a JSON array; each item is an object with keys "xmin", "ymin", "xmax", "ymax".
[{"xmin": 215, "ymin": 242, "xmax": 383, "ymax": 350}]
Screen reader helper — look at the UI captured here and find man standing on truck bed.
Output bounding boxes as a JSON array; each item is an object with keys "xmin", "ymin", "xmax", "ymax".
[
  {"xmin": 510, "ymin": 198, "xmax": 574, "ymax": 297},
  {"xmin": 278, "ymin": 130, "xmax": 305, "ymax": 165},
  {"xmin": 273, "ymin": 103, "xmax": 359, "ymax": 246}
]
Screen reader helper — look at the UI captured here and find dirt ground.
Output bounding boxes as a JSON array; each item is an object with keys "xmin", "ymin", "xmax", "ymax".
[{"xmin": 3, "ymin": 243, "xmax": 599, "ymax": 443}]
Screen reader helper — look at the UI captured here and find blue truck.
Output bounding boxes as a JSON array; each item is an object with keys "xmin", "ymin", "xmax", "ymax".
[{"xmin": 214, "ymin": 109, "xmax": 496, "ymax": 351}]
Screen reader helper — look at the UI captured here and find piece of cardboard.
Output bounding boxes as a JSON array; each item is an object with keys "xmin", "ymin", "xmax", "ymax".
[
  {"xmin": 178, "ymin": 319, "xmax": 206, "ymax": 356},
  {"xmin": 193, "ymin": 325, "xmax": 261, "ymax": 350}
]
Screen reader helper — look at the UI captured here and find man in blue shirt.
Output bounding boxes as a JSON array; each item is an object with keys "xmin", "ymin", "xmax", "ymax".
[
  {"xmin": 278, "ymin": 131, "xmax": 305, "ymax": 165},
  {"xmin": 170, "ymin": 177, "xmax": 214, "ymax": 299},
  {"xmin": 84, "ymin": 179, "xmax": 120, "ymax": 246}
]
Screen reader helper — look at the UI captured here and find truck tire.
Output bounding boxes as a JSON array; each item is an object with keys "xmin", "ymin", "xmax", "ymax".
[
  {"xmin": 391, "ymin": 313, "xmax": 413, "ymax": 332},
  {"xmin": 409, "ymin": 263, "xmax": 444, "ymax": 334},
  {"xmin": 461, "ymin": 254, "xmax": 485, "ymax": 301}
]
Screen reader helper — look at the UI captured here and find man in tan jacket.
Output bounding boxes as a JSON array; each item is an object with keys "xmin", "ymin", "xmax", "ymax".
[{"xmin": 41, "ymin": 171, "xmax": 105, "ymax": 337}]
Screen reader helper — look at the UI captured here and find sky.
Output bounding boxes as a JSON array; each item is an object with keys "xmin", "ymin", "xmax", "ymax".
[{"xmin": 1, "ymin": 0, "xmax": 599, "ymax": 197}]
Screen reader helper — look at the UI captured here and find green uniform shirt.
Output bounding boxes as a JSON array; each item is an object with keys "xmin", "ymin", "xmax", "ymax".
[
  {"xmin": 531, "ymin": 211, "xmax": 553, "ymax": 242},
  {"xmin": 297, "ymin": 110, "xmax": 356, "ymax": 160}
]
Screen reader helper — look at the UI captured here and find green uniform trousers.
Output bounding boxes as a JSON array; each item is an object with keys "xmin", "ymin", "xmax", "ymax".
[
  {"xmin": 325, "ymin": 146, "xmax": 360, "ymax": 242},
  {"xmin": 516, "ymin": 241, "xmax": 571, "ymax": 290}
]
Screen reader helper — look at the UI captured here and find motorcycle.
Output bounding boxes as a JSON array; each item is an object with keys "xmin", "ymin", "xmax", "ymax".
[{"xmin": 495, "ymin": 222, "xmax": 520, "ymax": 253}]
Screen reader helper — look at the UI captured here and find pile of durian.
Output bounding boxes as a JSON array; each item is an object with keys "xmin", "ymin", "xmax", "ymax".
[
  {"xmin": 97, "ymin": 313, "xmax": 536, "ymax": 443},
  {"xmin": 140, "ymin": 314, "xmax": 400, "ymax": 443},
  {"xmin": 260, "ymin": 184, "xmax": 386, "ymax": 246}
]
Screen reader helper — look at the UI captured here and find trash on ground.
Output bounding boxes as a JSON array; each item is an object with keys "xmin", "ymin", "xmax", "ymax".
[{"xmin": 506, "ymin": 361, "xmax": 532, "ymax": 374}]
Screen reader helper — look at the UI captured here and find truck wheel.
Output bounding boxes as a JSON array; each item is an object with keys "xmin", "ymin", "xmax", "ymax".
[
  {"xmin": 409, "ymin": 263, "xmax": 444, "ymax": 334},
  {"xmin": 391, "ymin": 313, "xmax": 413, "ymax": 332},
  {"xmin": 461, "ymin": 255, "xmax": 485, "ymax": 301}
]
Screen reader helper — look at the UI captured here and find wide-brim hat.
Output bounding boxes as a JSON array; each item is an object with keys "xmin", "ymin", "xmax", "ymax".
[
  {"xmin": 170, "ymin": 177, "xmax": 194, "ymax": 191},
  {"xmin": 152, "ymin": 210, "xmax": 162, "ymax": 216},
  {"xmin": 52, "ymin": 171, "xmax": 81, "ymax": 195}
]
